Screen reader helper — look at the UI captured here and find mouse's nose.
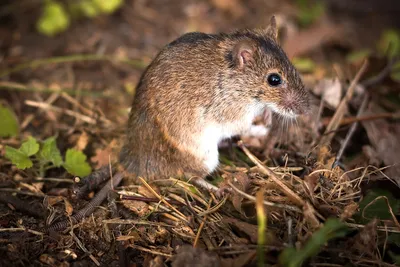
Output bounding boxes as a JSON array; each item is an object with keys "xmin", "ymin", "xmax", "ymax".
[{"xmin": 280, "ymin": 90, "xmax": 310, "ymax": 115}]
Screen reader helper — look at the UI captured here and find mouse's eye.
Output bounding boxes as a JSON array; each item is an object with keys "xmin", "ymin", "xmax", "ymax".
[{"xmin": 267, "ymin": 73, "xmax": 282, "ymax": 87}]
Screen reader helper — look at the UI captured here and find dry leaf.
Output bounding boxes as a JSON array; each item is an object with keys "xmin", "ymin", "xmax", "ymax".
[
  {"xmin": 121, "ymin": 199, "xmax": 149, "ymax": 217},
  {"xmin": 46, "ymin": 196, "xmax": 63, "ymax": 206},
  {"xmin": 138, "ymin": 184, "xmax": 161, "ymax": 198},
  {"xmin": 340, "ymin": 202, "xmax": 359, "ymax": 220},
  {"xmin": 63, "ymin": 198, "xmax": 73, "ymax": 216},
  {"xmin": 171, "ymin": 245, "xmax": 220, "ymax": 267},
  {"xmin": 313, "ymin": 78, "xmax": 342, "ymax": 108},
  {"xmin": 346, "ymin": 219, "xmax": 378, "ymax": 257},
  {"xmin": 90, "ymin": 139, "xmax": 118, "ymax": 168},
  {"xmin": 222, "ymin": 217, "xmax": 277, "ymax": 244},
  {"xmin": 74, "ymin": 131, "xmax": 89, "ymax": 151},
  {"xmin": 303, "ymin": 202, "xmax": 320, "ymax": 229},
  {"xmin": 223, "ymin": 172, "xmax": 250, "ymax": 216},
  {"xmin": 362, "ymin": 103, "xmax": 400, "ymax": 184}
]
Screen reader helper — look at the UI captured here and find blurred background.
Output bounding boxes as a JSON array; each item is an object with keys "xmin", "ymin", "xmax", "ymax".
[{"xmin": 1, "ymin": 0, "xmax": 399, "ymax": 110}]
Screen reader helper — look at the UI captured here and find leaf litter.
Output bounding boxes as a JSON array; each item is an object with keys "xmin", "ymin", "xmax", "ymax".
[{"xmin": 1, "ymin": 1, "xmax": 400, "ymax": 267}]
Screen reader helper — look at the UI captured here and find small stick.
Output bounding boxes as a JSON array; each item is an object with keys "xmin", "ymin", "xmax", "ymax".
[
  {"xmin": 193, "ymin": 198, "xmax": 212, "ymax": 248},
  {"xmin": 0, "ymin": 193, "xmax": 46, "ymax": 218},
  {"xmin": 322, "ymin": 112, "xmax": 400, "ymax": 127},
  {"xmin": 138, "ymin": 177, "xmax": 188, "ymax": 222},
  {"xmin": 25, "ymin": 100, "xmax": 97, "ymax": 124},
  {"xmin": 333, "ymin": 94, "xmax": 369, "ymax": 167},
  {"xmin": 0, "ymin": 54, "xmax": 146, "ymax": 78},
  {"xmin": 227, "ymin": 181, "xmax": 301, "ymax": 213},
  {"xmin": 120, "ymin": 195, "xmax": 184, "ymax": 206},
  {"xmin": 361, "ymin": 57, "xmax": 398, "ymax": 87},
  {"xmin": 319, "ymin": 60, "xmax": 368, "ymax": 148},
  {"xmin": 238, "ymin": 141, "xmax": 305, "ymax": 207}
]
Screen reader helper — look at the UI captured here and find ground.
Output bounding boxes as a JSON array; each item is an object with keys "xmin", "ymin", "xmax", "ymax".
[{"xmin": 0, "ymin": 0, "xmax": 400, "ymax": 266}]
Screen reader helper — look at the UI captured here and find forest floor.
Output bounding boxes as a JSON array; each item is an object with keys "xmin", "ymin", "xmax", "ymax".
[{"xmin": 0, "ymin": 0, "xmax": 400, "ymax": 266}]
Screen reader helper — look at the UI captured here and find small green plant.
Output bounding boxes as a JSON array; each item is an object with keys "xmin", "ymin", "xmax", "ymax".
[
  {"xmin": 296, "ymin": 0, "xmax": 325, "ymax": 28},
  {"xmin": 279, "ymin": 218, "xmax": 349, "ymax": 267},
  {"xmin": 346, "ymin": 49, "xmax": 372, "ymax": 64},
  {"xmin": 292, "ymin": 57, "xmax": 316, "ymax": 73},
  {"xmin": 36, "ymin": 0, "xmax": 70, "ymax": 37},
  {"xmin": 36, "ymin": 0, "xmax": 123, "ymax": 36},
  {"xmin": 377, "ymin": 29, "xmax": 400, "ymax": 59},
  {"xmin": 5, "ymin": 136, "xmax": 91, "ymax": 177},
  {"xmin": 0, "ymin": 103, "xmax": 19, "ymax": 138},
  {"xmin": 355, "ymin": 188, "xmax": 400, "ymax": 223},
  {"xmin": 347, "ymin": 30, "xmax": 400, "ymax": 82}
]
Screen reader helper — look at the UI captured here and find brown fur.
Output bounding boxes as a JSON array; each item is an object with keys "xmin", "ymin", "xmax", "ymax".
[{"xmin": 120, "ymin": 18, "xmax": 309, "ymax": 180}]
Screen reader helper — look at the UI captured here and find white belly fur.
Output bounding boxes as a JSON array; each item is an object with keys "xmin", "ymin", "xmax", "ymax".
[{"xmin": 195, "ymin": 103, "xmax": 265, "ymax": 172}]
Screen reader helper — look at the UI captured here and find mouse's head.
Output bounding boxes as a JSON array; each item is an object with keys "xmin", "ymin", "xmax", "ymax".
[{"xmin": 229, "ymin": 17, "xmax": 309, "ymax": 117}]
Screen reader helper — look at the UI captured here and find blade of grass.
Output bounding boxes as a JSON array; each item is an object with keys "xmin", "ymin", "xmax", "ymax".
[
  {"xmin": 0, "ymin": 54, "xmax": 147, "ymax": 78},
  {"xmin": 256, "ymin": 188, "xmax": 266, "ymax": 267}
]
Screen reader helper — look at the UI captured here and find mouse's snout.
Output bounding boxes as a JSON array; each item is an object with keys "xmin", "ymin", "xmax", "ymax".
[{"xmin": 279, "ymin": 88, "xmax": 310, "ymax": 116}]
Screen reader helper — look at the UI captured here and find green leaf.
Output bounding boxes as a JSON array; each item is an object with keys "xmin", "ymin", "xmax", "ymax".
[
  {"xmin": 77, "ymin": 0, "xmax": 100, "ymax": 18},
  {"xmin": 63, "ymin": 149, "xmax": 91, "ymax": 177},
  {"xmin": 20, "ymin": 137, "xmax": 40, "ymax": 156},
  {"xmin": 357, "ymin": 188, "xmax": 400, "ymax": 221},
  {"xmin": 92, "ymin": 0, "xmax": 123, "ymax": 14},
  {"xmin": 39, "ymin": 137, "xmax": 63, "ymax": 167},
  {"xmin": 292, "ymin": 57, "xmax": 316, "ymax": 73},
  {"xmin": 36, "ymin": 0, "xmax": 70, "ymax": 37},
  {"xmin": 346, "ymin": 49, "xmax": 372, "ymax": 64},
  {"xmin": 219, "ymin": 154, "xmax": 235, "ymax": 167},
  {"xmin": 0, "ymin": 104, "xmax": 19, "ymax": 138},
  {"xmin": 377, "ymin": 29, "xmax": 400, "ymax": 59},
  {"xmin": 5, "ymin": 146, "xmax": 33, "ymax": 169},
  {"xmin": 389, "ymin": 251, "xmax": 400, "ymax": 265},
  {"xmin": 388, "ymin": 233, "xmax": 400, "ymax": 247},
  {"xmin": 296, "ymin": 0, "xmax": 325, "ymax": 28},
  {"xmin": 279, "ymin": 218, "xmax": 349, "ymax": 267},
  {"xmin": 390, "ymin": 61, "xmax": 400, "ymax": 82}
]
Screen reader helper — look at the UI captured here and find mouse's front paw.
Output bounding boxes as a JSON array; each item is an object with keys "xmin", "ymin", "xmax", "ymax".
[{"xmin": 245, "ymin": 124, "xmax": 270, "ymax": 137}]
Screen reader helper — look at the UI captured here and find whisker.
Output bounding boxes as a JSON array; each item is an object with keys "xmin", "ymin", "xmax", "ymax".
[{"xmin": 294, "ymin": 117, "xmax": 305, "ymax": 152}]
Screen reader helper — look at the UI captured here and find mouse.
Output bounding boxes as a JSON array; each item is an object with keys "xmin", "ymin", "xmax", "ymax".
[{"xmin": 119, "ymin": 17, "xmax": 309, "ymax": 181}]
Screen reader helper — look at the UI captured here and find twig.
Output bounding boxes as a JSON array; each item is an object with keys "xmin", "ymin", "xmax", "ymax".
[
  {"xmin": 0, "ymin": 54, "xmax": 146, "ymax": 78},
  {"xmin": 319, "ymin": 60, "xmax": 368, "ymax": 148},
  {"xmin": 34, "ymin": 177, "xmax": 74, "ymax": 183},
  {"xmin": 238, "ymin": 141, "xmax": 305, "ymax": 207},
  {"xmin": 61, "ymin": 92, "xmax": 112, "ymax": 125},
  {"xmin": 193, "ymin": 198, "xmax": 212, "ymax": 247},
  {"xmin": 128, "ymin": 244, "xmax": 172, "ymax": 258},
  {"xmin": 333, "ymin": 93, "xmax": 369, "ymax": 166},
  {"xmin": 322, "ymin": 112, "xmax": 400, "ymax": 127},
  {"xmin": 138, "ymin": 177, "xmax": 188, "ymax": 223},
  {"xmin": 103, "ymin": 219, "xmax": 173, "ymax": 228},
  {"xmin": 71, "ymin": 231, "xmax": 100, "ymax": 266},
  {"xmin": 227, "ymin": 181, "xmax": 301, "ymax": 213},
  {"xmin": 0, "ymin": 81, "xmax": 106, "ymax": 97},
  {"xmin": 25, "ymin": 100, "xmax": 97, "ymax": 124},
  {"xmin": 361, "ymin": 57, "xmax": 398, "ymax": 88},
  {"xmin": 120, "ymin": 195, "xmax": 183, "ymax": 205},
  {"xmin": 0, "ymin": 188, "xmax": 45, "ymax": 198},
  {"xmin": 362, "ymin": 196, "xmax": 400, "ymax": 230},
  {"xmin": 0, "ymin": 227, "xmax": 44, "ymax": 236}
]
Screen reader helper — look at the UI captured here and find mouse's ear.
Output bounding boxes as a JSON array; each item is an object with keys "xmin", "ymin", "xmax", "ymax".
[
  {"xmin": 265, "ymin": 16, "xmax": 278, "ymax": 41},
  {"xmin": 233, "ymin": 40, "xmax": 255, "ymax": 69}
]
